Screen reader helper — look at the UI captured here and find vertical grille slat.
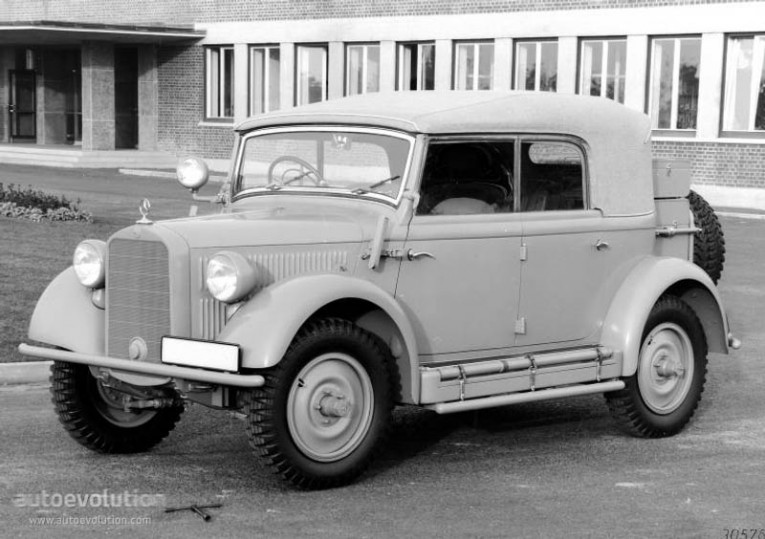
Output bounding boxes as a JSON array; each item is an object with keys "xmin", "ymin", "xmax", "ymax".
[{"xmin": 108, "ymin": 239, "xmax": 170, "ymax": 363}]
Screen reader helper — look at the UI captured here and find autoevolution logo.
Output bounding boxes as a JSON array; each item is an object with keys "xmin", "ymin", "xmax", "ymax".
[{"xmin": 12, "ymin": 490, "xmax": 165, "ymax": 508}]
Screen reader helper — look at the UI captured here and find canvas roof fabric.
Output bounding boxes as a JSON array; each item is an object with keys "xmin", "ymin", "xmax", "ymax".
[{"xmin": 237, "ymin": 91, "xmax": 654, "ymax": 216}]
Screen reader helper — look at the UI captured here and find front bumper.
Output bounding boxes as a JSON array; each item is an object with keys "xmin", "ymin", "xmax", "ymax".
[{"xmin": 18, "ymin": 343, "xmax": 265, "ymax": 388}]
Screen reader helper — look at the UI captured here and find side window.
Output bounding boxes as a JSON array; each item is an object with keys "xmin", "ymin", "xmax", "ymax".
[
  {"xmin": 520, "ymin": 141, "xmax": 585, "ymax": 211},
  {"xmin": 417, "ymin": 141, "xmax": 514, "ymax": 216}
]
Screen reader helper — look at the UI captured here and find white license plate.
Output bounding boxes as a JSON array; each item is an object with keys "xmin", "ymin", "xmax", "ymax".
[{"xmin": 161, "ymin": 337, "xmax": 239, "ymax": 372}]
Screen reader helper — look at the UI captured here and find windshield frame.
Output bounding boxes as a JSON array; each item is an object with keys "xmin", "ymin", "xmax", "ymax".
[{"xmin": 231, "ymin": 125, "xmax": 416, "ymax": 207}]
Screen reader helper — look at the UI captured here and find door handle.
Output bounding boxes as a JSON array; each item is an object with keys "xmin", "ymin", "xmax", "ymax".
[
  {"xmin": 594, "ymin": 239, "xmax": 610, "ymax": 251},
  {"xmin": 8, "ymin": 104, "xmax": 16, "ymax": 113},
  {"xmin": 407, "ymin": 249, "xmax": 435, "ymax": 261}
]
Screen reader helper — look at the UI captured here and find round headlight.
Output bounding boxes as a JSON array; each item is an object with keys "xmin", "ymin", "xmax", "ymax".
[
  {"xmin": 176, "ymin": 156, "xmax": 210, "ymax": 191},
  {"xmin": 73, "ymin": 240, "xmax": 107, "ymax": 288},
  {"xmin": 206, "ymin": 251, "xmax": 259, "ymax": 303}
]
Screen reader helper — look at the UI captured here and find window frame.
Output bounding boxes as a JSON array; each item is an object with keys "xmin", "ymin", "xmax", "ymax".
[
  {"xmin": 346, "ymin": 42, "xmax": 381, "ymax": 96},
  {"xmin": 648, "ymin": 36, "xmax": 701, "ymax": 132},
  {"xmin": 295, "ymin": 43, "xmax": 328, "ymax": 106},
  {"xmin": 514, "ymin": 39, "xmax": 559, "ymax": 92},
  {"xmin": 416, "ymin": 134, "xmax": 589, "ymax": 217},
  {"xmin": 518, "ymin": 135, "xmax": 589, "ymax": 213},
  {"xmin": 453, "ymin": 40, "xmax": 495, "ymax": 91},
  {"xmin": 397, "ymin": 41, "xmax": 436, "ymax": 91},
  {"xmin": 205, "ymin": 45, "xmax": 235, "ymax": 121},
  {"xmin": 249, "ymin": 45, "xmax": 281, "ymax": 116},
  {"xmin": 722, "ymin": 34, "xmax": 765, "ymax": 135},
  {"xmin": 231, "ymin": 125, "xmax": 416, "ymax": 208},
  {"xmin": 578, "ymin": 38, "xmax": 627, "ymax": 103}
]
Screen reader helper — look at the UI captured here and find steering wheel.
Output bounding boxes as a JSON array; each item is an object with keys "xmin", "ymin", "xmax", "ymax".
[{"xmin": 267, "ymin": 156, "xmax": 325, "ymax": 187}]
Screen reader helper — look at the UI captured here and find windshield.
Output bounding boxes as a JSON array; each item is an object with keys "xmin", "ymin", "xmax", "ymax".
[{"xmin": 234, "ymin": 128, "xmax": 413, "ymax": 202}]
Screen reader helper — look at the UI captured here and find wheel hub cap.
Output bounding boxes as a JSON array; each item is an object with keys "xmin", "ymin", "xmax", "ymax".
[
  {"xmin": 638, "ymin": 322, "xmax": 694, "ymax": 414},
  {"xmin": 317, "ymin": 392, "xmax": 351, "ymax": 418},
  {"xmin": 287, "ymin": 353, "xmax": 374, "ymax": 462}
]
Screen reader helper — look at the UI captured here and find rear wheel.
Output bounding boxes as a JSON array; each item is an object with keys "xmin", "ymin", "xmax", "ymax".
[
  {"xmin": 606, "ymin": 296, "xmax": 707, "ymax": 437},
  {"xmin": 51, "ymin": 361, "xmax": 184, "ymax": 453},
  {"xmin": 242, "ymin": 318, "xmax": 396, "ymax": 489}
]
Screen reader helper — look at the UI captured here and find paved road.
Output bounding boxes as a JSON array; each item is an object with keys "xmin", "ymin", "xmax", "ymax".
[{"xmin": 1, "ymin": 210, "xmax": 764, "ymax": 538}]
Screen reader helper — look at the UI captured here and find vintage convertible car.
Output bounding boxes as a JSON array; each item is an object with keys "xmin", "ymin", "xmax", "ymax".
[{"xmin": 20, "ymin": 91, "xmax": 736, "ymax": 488}]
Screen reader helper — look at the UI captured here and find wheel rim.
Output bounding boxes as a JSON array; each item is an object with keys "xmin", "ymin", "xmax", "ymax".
[
  {"xmin": 89, "ymin": 376, "xmax": 157, "ymax": 427},
  {"xmin": 637, "ymin": 322, "xmax": 695, "ymax": 414},
  {"xmin": 287, "ymin": 352, "xmax": 374, "ymax": 462}
]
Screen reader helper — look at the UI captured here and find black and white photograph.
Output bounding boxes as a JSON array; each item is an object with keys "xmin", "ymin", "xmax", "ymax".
[{"xmin": 1, "ymin": 1, "xmax": 764, "ymax": 537}]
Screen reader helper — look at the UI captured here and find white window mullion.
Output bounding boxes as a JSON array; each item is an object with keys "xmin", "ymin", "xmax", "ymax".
[
  {"xmin": 363, "ymin": 46, "xmax": 369, "ymax": 94},
  {"xmin": 670, "ymin": 39, "xmax": 681, "ymax": 129},
  {"xmin": 219, "ymin": 51, "xmax": 226, "ymax": 115},
  {"xmin": 534, "ymin": 44, "xmax": 542, "ymax": 91},
  {"xmin": 601, "ymin": 41, "xmax": 609, "ymax": 98},
  {"xmin": 418, "ymin": 44, "xmax": 425, "ymax": 90},
  {"xmin": 264, "ymin": 48, "xmax": 272, "ymax": 112},
  {"xmin": 473, "ymin": 44, "xmax": 480, "ymax": 90}
]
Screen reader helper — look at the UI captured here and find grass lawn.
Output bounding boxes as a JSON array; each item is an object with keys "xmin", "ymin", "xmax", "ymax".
[{"xmin": 0, "ymin": 165, "xmax": 223, "ymax": 363}]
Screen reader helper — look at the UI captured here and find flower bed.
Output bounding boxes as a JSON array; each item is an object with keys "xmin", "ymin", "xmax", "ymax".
[{"xmin": 0, "ymin": 183, "xmax": 92, "ymax": 222}]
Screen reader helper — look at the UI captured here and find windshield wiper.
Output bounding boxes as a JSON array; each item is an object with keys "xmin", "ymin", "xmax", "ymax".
[
  {"xmin": 351, "ymin": 175, "xmax": 401, "ymax": 195},
  {"xmin": 369, "ymin": 175, "xmax": 400, "ymax": 189}
]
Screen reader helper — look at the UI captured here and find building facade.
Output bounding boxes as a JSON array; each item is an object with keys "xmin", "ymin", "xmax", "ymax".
[{"xmin": 1, "ymin": 0, "xmax": 765, "ymax": 191}]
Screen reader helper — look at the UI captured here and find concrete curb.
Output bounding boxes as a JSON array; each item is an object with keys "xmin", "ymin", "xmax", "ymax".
[
  {"xmin": 692, "ymin": 184, "xmax": 765, "ymax": 212},
  {"xmin": 118, "ymin": 168, "xmax": 228, "ymax": 183},
  {"xmin": 0, "ymin": 361, "xmax": 51, "ymax": 386}
]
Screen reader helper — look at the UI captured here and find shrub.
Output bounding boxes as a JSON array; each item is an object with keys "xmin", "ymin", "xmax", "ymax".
[{"xmin": 0, "ymin": 183, "xmax": 92, "ymax": 222}]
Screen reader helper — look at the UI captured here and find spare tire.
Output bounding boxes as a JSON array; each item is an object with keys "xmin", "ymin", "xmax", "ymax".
[{"xmin": 688, "ymin": 190, "xmax": 725, "ymax": 284}]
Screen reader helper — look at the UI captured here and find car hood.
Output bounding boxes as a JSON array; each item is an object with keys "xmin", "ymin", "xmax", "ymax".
[{"xmin": 145, "ymin": 205, "xmax": 378, "ymax": 250}]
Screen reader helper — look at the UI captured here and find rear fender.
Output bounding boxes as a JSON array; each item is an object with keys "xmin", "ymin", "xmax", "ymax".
[
  {"xmin": 28, "ymin": 267, "xmax": 104, "ymax": 355},
  {"xmin": 601, "ymin": 257, "xmax": 729, "ymax": 378},
  {"xmin": 218, "ymin": 274, "xmax": 420, "ymax": 403}
]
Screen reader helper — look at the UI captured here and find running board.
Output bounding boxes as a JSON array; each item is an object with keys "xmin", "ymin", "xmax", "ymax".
[
  {"xmin": 419, "ymin": 346, "xmax": 622, "ymax": 405},
  {"xmin": 425, "ymin": 380, "xmax": 626, "ymax": 414}
]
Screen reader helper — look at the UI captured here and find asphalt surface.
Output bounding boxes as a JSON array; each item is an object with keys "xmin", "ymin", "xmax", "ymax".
[{"xmin": 0, "ymin": 166, "xmax": 763, "ymax": 538}]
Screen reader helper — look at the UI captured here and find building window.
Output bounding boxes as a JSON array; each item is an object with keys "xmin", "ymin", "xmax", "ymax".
[
  {"xmin": 250, "ymin": 46, "xmax": 280, "ymax": 115},
  {"xmin": 649, "ymin": 38, "xmax": 701, "ymax": 130},
  {"xmin": 347, "ymin": 44, "xmax": 380, "ymax": 96},
  {"xmin": 723, "ymin": 35, "xmax": 765, "ymax": 132},
  {"xmin": 515, "ymin": 41, "xmax": 558, "ymax": 92},
  {"xmin": 580, "ymin": 39, "xmax": 626, "ymax": 103},
  {"xmin": 206, "ymin": 46, "xmax": 234, "ymax": 119},
  {"xmin": 398, "ymin": 42, "xmax": 435, "ymax": 91},
  {"xmin": 296, "ymin": 44, "xmax": 327, "ymax": 106},
  {"xmin": 454, "ymin": 41, "xmax": 494, "ymax": 90}
]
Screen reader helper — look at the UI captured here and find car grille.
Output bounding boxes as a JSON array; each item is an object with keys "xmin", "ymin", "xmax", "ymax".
[{"xmin": 107, "ymin": 238, "xmax": 170, "ymax": 363}]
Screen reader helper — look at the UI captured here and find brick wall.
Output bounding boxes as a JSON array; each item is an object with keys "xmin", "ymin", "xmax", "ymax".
[
  {"xmin": 189, "ymin": 0, "xmax": 758, "ymax": 22},
  {"xmin": 156, "ymin": 46, "xmax": 234, "ymax": 158},
  {"xmin": 652, "ymin": 140, "xmax": 765, "ymax": 189},
  {"xmin": 0, "ymin": 0, "xmax": 755, "ymax": 24}
]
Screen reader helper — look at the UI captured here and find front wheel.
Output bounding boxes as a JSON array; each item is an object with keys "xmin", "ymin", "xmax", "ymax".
[
  {"xmin": 605, "ymin": 295, "xmax": 708, "ymax": 437},
  {"xmin": 50, "ymin": 361, "xmax": 184, "ymax": 453},
  {"xmin": 242, "ymin": 318, "xmax": 397, "ymax": 489}
]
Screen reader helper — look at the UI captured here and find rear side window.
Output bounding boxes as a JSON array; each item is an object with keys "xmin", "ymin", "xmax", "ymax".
[{"xmin": 520, "ymin": 141, "xmax": 585, "ymax": 211}]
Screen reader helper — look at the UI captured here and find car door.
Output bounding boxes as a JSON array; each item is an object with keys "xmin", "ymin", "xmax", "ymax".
[
  {"xmin": 394, "ymin": 138, "xmax": 523, "ymax": 360},
  {"xmin": 514, "ymin": 137, "xmax": 644, "ymax": 347}
]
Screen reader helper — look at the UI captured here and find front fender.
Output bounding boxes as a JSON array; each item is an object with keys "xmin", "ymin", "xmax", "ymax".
[
  {"xmin": 28, "ymin": 267, "xmax": 104, "ymax": 355},
  {"xmin": 218, "ymin": 274, "xmax": 420, "ymax": 402},
  {"xmin": 601, "ymin": 256, "xmax": 729, "ymax": 378}
]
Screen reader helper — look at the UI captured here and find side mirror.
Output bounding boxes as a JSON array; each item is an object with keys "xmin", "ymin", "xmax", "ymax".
[{"xmin": 176, "ymin": 157, "xmax": 210, "ymax": 192}]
